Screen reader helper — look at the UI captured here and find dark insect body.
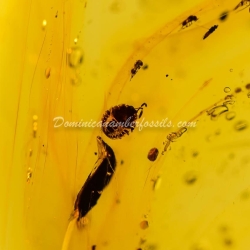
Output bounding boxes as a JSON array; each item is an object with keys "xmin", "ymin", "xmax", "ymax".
[
  {"xmin": 101, "ymin": 103, "xmax": 147, "ymax": 139},
  {"xmin": 131, "ymin": 60, "xmax": 143, "ymax": 79},
  {"xmin": 74, "ymin": 136, "xmax": 116, "ymax": 220},
  {"xmin": 182, "ymin": 15, "xmax": 198, "ymax": 28},
  {"xmin": 203, "ymin": 25, "xmax": 218, "ymax": 39}
]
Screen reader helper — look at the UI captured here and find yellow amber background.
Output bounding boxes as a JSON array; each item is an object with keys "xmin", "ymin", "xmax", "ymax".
[{"xmin": 1, "ymin": 0, "xmax": 250, "ymax": 250}]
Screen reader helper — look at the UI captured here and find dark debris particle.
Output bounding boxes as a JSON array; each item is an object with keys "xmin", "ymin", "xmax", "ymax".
[
  {"xmin": 94, "ymin": 152, "xmax": 97, "ymax": 155},
  {"xmin": 219, "ymin": 11, "xmax": 229, "ymax": 21},
  {"xmin": 147, "ymin": 148, "xmax": 159, "ymax": 161},
  {"xmin": 219, "ymin": 225, "xmax": 229, "ymax": 233},
  {"xmin": 245, "ymin": 83, "xmax": 250, "ymax": 89},
  {"xmin": 92, "ymin": 245, "xmax": 96, "ymax": 250},
  {"xmin": 241, "ymin": 190, "xmax": 250, "ymax": 200},
  {"xmin": 140, "ymin": 238, "xmax": 147, "ymax": 245},
  {"xmin": 192, "ymin": 151, "xmax": 199, "ymax": 157},
  {"xmin": 184, "ymin": 171, "xmax": 197, "ymax": 185},
  {"xmin": 145, "ymin": 244, "xmax": 157, "ymax": 250},
  {"xmin": 224, "ymin": 238, "xmax": 233, "ymax": 246},
  {"xmin": 234, "ymin": 120, "xmax": 248, "ymax": 131},
  {"xmin": 142, "ymin": 64, "xmax": 148, "ymax": 70},
  {"xmin": 235, "ymin": 87, "xmax": 242, "ymax": 93},
  {"xmin": 166, "ymin": 74, "xmax": 169, "ymax": 77},
  {"xmin": 120, "ymin": 160, "xmax": 124, "ymax": 165},
  {"xmin": 140, "ymin": 220, "xmax": 149, "ymax": 230}
]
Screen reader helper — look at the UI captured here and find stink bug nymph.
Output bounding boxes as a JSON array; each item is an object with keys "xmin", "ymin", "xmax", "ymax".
[{"xmin": 101, "ymin": 103, "xmax": 147, "ymax": 139}]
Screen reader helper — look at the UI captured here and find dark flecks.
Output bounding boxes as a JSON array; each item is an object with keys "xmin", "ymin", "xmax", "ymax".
[
  {"xmin": 245, "ymin": 83, "xmax": 250, "ymax": 89},
  {"xmin": 224, "ymin": 238, "xmax": 233, "ymax": 246},
  {"xmin": 192, "ymin": 151, "xmax": 199, "ymax": 157},
  {"xmin": 235, "ymin": 87, "xmax": 242, "ymax": 93},
  {"xmin": 219, "ymin": 11, "xmax": 229, "ymax": 21}
]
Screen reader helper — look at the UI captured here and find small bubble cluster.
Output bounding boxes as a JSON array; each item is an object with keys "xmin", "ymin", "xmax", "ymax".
[
  {"xmin": 33, "ymin": 115, "xmax": 38, "ymax": 138},
  {"xmin": 27, "ymin": 167, "xmax": 33, "ymax": 182},
  {"xmin": 67, "ymin": 47, "xmax": 84, "ymax": 68}
]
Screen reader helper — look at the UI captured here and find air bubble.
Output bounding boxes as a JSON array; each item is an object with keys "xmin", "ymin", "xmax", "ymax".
[
  {"xmin": 224, "ymin": 87, "xmax": 231, "ymax": 93},
  {"xmin": 234, "ymin": 121, "xmax": 248, "ymax": 131},
  {"xmin": 27, "ymin": 168, "xmax": 33, "ymax": 182},
  {"xmin": 224, "ymin": 238, "xmax": 233, "ymax": 246},
  {"xmin": 152, "ymin": 176, "xmax": 161, "ymax": 191},
  {"xmin": 33, "ymin": 117, "xmax": 38, "ymax": 138},
  {"xmin": 225, "ymin": 111, "xmax": 236, "ymax": 121},
  {"xmin": 42, "ymin": 20, "xmax": 47, "ymax": 30},
  {"xmin": 207, "ymin": 105, "xmax": 228, "ymax": 120},
  {"xmin": 67, "ymin": 47, "xmax": 84, "ymax": 68},
  {"xmin": 33, "ymin": 115, "xmax": 38, "ymax": 121}
]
